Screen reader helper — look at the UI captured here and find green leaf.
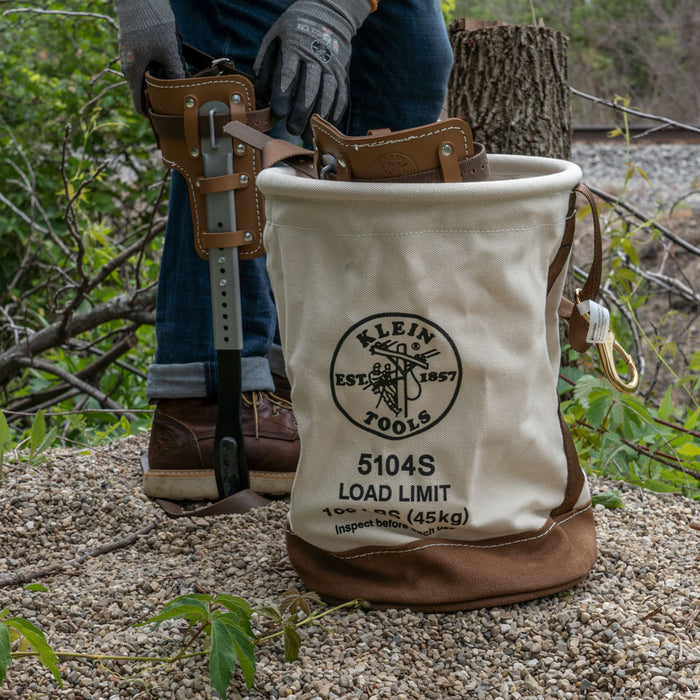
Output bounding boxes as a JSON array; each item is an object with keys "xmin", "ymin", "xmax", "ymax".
[
  {"xmin": 684, "ymin": 407, "xmax": 700, "ymax": 432},
  {"xmin": 210, "ymin": 614, "xmax": 257, "ymax": 695},
  {"xmin": 23, "ymin": 584, "xmax": 49, "ymax": 593},
  {"xmin": 4, "ymin": 617, "xmax": 62, "ymax": 686},
  {"xmin": 32, "ymin": 426, "xmax": 57, "ymax": 463},
  {"xmin": 0, "ymin": 411, "xmax": 9, "ymax": 452},
  {"xmin": 588, "ymin": 393, "xmax": 612, "ymax": 429},
  {"xmin": 283, "ymin": 622, "xmax": 302, "ymax": 663},
  {"xmin": 213, "ymin": 594, "xmax": 251, "ymax": 617},
  {"xmin": 675, "ymin": 442, "xmax": 700, "ymax": 458},
  {"xmin": 573, "ymin": 375, "xmax": 607, "ymax": 409},
  {"xmin": 591, "ymin": 490, "xmax": 625, "ymax": 509},
  {"xmin": 658, "ymin": 387, "xmax": 674, "ymax": 422},
  {"xmin": 139, "ymin": 596, "xmax": 211, "ymax": 628},
  {"xmin": 640, "ymin": 479, "xmax": 679, "ymax": 494},
  {"xmin": 29, "ymin": 411, "xmax": 46, "ymax": 457},
  {"xmin": 0, "ymin": 624, "xmax": 11, "ymax": 685},
  {"xmin": 256, "ymin": 606, "xmax": 282, "ymax": 623},
  {"xmin": 212, "ymin": 595, "xmax": 253, "ymax": 637}
]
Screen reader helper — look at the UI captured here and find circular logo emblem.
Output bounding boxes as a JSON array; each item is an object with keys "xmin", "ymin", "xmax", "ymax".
[
  {"xmin": 311, "ymin": 39, "xmax": 332, "ymax": 63},
  {"xmin": 370, "ymin": 153, "xmax": 418, "ymax": 179},
  {"xmin": 330, "ymin": 313, "xmax": 462, "ymax": 440}
]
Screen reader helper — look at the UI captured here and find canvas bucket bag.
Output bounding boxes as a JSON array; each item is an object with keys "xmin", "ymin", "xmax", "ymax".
[{"xmin": 255, "ymin": 119, "xmax": 626, "ymax": 612}]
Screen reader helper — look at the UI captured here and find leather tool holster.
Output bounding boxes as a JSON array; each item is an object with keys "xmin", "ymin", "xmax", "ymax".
[
  {"xmin": 310, "ymin": 114, "xmax": 490, "ymax": 183},
  {"xmin": 144, "ymin": 58, "xmax": 271, "ymax": 260}
]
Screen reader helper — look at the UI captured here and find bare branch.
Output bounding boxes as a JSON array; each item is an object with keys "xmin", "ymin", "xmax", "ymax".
[
  {"xmin": 0, "ymin": 285, "xmax": 157, "ymax": 386},
  {"xmin": 1, "ymin": 7, "xmax": 118, "ymax": 30},
  {"xmin": 587, "ymin": 184, "xmax": 700, "ymax": 257},
  {"xmin": 14, "ymin": 355, "xmax": 139, "ymax": 422},
  {"xmin": 570, "ymin": 87, "xmax": 700, "ymax": 134}
]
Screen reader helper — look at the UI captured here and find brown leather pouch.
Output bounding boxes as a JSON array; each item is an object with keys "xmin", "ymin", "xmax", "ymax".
[
  {"xmin": 144, "ymin": 54, "xmax": 271, "ymax": 260},
  {"xmin": 310, "ymin": 114, "xmax": 489, "ymax": 183}
]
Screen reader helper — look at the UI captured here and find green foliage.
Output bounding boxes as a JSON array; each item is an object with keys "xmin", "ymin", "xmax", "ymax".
[
  {"xmin": 0, "ymin": 410, "xmax": 60, "ymax": 473},
  {"xmin": 0, "ymin": 590, "xmax": 363, "ymax": 697},
  {"xmin": 450, "ymin": 0, "xmax": 699, "ymax": 123},
  {"xmin": 138, "ymin": 589, "xmax": 333, "ymax": 695},
  {"xmin": 561, "ymin": 373, "xmax": 699, "ymax": 500},
  {"xmin": 0, "ymin": 608, "xmax": 63, "ymax": 688},
  {"xmin": 441, "ymin": 0, "xmax": 457, "ymax": 23},
  {"xmin": 1, "ymin": 1, "xmax": 164, "ymax": 445},
  {"xmin": 591, "ymin": 489, "xmax": 625, "ymax": 509}
]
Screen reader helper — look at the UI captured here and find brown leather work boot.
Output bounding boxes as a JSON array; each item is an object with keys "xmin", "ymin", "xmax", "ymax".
[{"xmin": 143, "ymin": 391, "xmax": 299, "ymax": 499}]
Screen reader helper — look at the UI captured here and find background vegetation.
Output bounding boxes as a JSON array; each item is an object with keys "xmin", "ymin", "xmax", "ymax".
[
  {"xmin": 446, "ymin": 0, "xmax": 700, "ymax": 124},
  {"xmin": 0, "ymin": 1, "xmax": 698, "ymax": 498}
]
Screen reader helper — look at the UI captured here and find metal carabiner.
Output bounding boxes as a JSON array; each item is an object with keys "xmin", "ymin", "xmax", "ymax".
[
  {"xmin": 575, "ymin": 290, "xmax": 639, "ymax": 393},
  {"xmin": 594, "ymin": 330, "xmax": 640, "ymax": 393}
]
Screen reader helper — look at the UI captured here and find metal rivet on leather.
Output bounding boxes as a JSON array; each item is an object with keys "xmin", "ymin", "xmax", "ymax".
[
  {"xmin": 231, "ymin": 94, "xmax": 242, "ymax": 104},
  {"xmin": 190, "ymin": 147, "xmax": 200, "ymax": 157},
  {"xmin": 185, "ymin": 97, "xmax": 195, "ymax": 108},
  {"xmin": 243, "ymin": 231, "xmax": 254, "ymax": 242},
  {"xmin": 235, "ymin": 143, "xmax": 246, "ymax": 155},
  {"xmin": 239, "ymin": 174, "xmax": 249, "ymax": 185},
  {"xmin": 441, "ymin": 143, "xmax": 453, "ymax": 156}
]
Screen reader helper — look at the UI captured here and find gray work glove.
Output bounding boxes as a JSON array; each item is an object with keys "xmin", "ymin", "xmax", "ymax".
[
  {"xmin": 254, "ymin": 0, "xmax": 372, "ymax": 137},
  {"xmin": 113, "ymin": 0, "xmax": 186, "ymax": 115}
]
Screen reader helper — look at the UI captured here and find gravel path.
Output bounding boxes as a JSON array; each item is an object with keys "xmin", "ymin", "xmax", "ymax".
[
  {"xmin": 571, "ymin": 141, "xmax": 700, "ymax": 210},
  {"xmin": 0, "ymin": 434, "xmax": 698, "ymax": 699}
]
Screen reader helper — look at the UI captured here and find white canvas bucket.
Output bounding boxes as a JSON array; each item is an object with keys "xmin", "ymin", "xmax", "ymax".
[{"xmin": 257, "ymin": 154, "xmax": 597, "ymax": 611}]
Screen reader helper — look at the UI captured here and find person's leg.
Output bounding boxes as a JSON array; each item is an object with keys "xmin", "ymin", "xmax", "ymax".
[
  {"xmin": 346, "ymin": 0, "xmax": 453, "ymax": 135},
  {"xmin": 144, "ymin": 0, "xmax": 300, "ymax": 499}
]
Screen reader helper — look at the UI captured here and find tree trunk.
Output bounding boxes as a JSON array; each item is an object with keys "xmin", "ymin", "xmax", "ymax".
[{"xmin": 447, "ymin": 19, "xmax": 572, "ymax": 160}]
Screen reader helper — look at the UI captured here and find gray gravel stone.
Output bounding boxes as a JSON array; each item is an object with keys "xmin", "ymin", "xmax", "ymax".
[{"xmin": 0, "ymin": 433, "xmax": 698, "ymax": 699}]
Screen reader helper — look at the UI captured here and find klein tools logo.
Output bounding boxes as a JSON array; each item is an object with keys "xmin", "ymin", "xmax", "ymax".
[{"xmin": 331, "ymin": 314, "xmax": 462, "ymax": 439}]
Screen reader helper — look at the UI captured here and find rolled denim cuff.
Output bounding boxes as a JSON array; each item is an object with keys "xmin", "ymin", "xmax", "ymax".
[
  {"xmin": 146, "ymin": 362, "xmax": 214, "ymax": 399},
  {"xmin": 146, "ymin": 357, "xmax": 274, "ymax": 399}
]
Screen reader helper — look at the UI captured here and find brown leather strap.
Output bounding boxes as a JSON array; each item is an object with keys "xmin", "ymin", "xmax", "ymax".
[
  {"xmin": 197, "ymin": 173, "xmax": 249, "ymax": 195},
  {"xmin": 148, "ymin": 109, "xmax": 274, "ymax": 141},
  {"xmin": 567, "ymin": 184, "xmax": 604, "ymax": 353},
  {"xmin": 201, "ymin": 230, "xmax": 253, "ymax": 249},
  {"xmin": 223, "ymin": 120, "xmax": 316, "ymax": 177},
  {"xmin": 154, "ymin": 490, "xmax": 270, "ymax": 518},
  {"xmin": 547, "ymin": 190, "xmax": 577, "ymax": 295},
  {"xmin": 347, "ymin": 145, "xmax": 488, "ymax": 184}
]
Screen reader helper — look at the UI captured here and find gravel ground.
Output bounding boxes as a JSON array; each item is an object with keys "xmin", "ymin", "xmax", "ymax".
[
  {"xmin": 0, "ymin": 433, "xmax": 698, "ymax": 700},
  {"xmin": 571, "ymin": 141, "xmax": 700, "ymax": 209}
]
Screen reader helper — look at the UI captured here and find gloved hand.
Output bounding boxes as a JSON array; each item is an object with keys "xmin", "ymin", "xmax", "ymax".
[
  {"xmin": 254, "ymin": 0, "xmax": 372, "ymax": 137},
  {"xmin": 113, "ymin": 0, "xmax": 186, "ymax": 115}
]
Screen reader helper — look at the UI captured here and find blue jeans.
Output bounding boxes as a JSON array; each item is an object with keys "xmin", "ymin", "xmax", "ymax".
[{"xmin": 146, "ymin": 0, "xmax": 453, "ymax": 399}]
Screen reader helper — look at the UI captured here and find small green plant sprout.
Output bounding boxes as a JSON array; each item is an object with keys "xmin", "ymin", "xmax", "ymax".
[
  {"xmin": 0, "ymin": 608, "xmax": 62, "ymax": 688},
  {"xmin": 2, "ymin": 411, "xmax": 59, "ymax": 469},
  {"xmin": 0, "ymin": 589, "xmax": 363, "ymax": 697},
  {"xmin": 137, "ymin": 588, "xmax": 362, "ymax": 698},
  {"xmin": 591, "ymin": 489, "xmax": 625, "ymax": 509},
  {"xmin": 28, "ymin": 411, "xmax": 58, "ymax": 466}
]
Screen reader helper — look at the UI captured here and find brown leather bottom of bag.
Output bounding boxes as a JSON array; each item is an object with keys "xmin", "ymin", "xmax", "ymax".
[{"xmin": 286, "ymin": 504, "xmax": 596, "ymax": 612}]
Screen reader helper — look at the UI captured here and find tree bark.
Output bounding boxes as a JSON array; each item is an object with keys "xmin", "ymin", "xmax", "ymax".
[{"xmin": 447, "ymin": 19, "xmax": 572, "ymax": 160}]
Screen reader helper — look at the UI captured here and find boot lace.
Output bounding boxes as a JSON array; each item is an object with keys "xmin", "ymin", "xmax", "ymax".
[{"xmin": 242, "ymin": 390, "xmax": 294, "ymax": 439}]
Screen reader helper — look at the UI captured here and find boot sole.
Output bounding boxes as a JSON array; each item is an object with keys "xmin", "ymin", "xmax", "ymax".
[{"xmin": 140, "ymin": 455, "xmax": 294, "ymax": 498}]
